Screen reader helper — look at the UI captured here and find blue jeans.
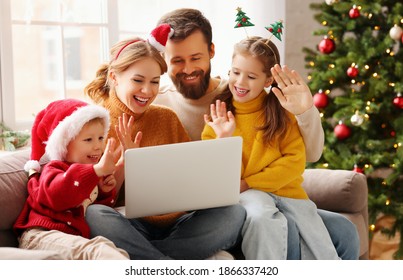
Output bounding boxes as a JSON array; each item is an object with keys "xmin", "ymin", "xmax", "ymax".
[
  {"xmin": 286, "ymin": 209, "xmax": 360, "ymax": 260},
  {"xmin": 240, "ymin": 190, "xmax": 338, "ymax": 259},
  {"xmin": 86, "ymin": 204, "xmax": 246, "ymax": 260}
]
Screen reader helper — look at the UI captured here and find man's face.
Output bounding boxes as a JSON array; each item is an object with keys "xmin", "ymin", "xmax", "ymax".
[{"xmin": 164, "ymin": 30, "xmax": 214, "ymax": 100}]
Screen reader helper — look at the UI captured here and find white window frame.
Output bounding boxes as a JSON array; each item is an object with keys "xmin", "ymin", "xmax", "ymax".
[{"xmin": 0, "ymin": 0, "xmax": 119, "ymax": 131}]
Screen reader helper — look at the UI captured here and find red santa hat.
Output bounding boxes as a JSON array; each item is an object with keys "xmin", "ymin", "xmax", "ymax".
[
  {"xmin": 147, "ymin": 23, "xmax": 174, "ymax": 52},
  {"xmin": 24, "ymin": 99, "xmax": 110, "ymax": 172}
]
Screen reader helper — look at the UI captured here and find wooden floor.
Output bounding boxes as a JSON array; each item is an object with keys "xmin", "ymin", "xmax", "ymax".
[{"xmin": 369, "ymin": 215, "xmax": 401, "ymax": 260}]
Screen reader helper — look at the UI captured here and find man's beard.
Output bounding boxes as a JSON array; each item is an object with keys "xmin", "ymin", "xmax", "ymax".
[{"xmin": 171, "ymin": 67, "xmax": 211, "ymax": 100}]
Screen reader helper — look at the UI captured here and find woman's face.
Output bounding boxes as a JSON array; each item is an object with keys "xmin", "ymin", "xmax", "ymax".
[
  {"xmin": 229, "ymin": 53, "xmax": 272, "ymax": 103},
  {"xmin": 112, "ymin": 57, "xmax": 162, "ymax": 114}
]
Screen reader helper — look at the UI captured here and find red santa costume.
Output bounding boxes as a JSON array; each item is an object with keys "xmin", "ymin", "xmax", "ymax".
[{"xmin": 13, "ymin": 99, "xmax": 128, "ymax": 259}]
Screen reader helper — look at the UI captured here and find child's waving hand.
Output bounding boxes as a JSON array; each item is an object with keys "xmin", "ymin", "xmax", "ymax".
[
  {"xmin": 271, "ymin": 64, "xmax": 313, "ymax": 116},
  {"xmin": 204, "ymin": 99, "xmax": 236, "ymax": 138}
]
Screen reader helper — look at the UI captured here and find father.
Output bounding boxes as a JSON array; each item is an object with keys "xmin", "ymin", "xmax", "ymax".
[{"xmin": 154, "ymin": 8, "xmax": 359, "ymax": 259}]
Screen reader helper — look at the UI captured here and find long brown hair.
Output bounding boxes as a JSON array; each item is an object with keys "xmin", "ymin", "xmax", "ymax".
[
  {"xmin": 84, "ymin": 38, "xmax": 167, "ymax": 104},
  {"xmin": 214, "ymin": 36, "xmax": 289, "ymax": 145}
]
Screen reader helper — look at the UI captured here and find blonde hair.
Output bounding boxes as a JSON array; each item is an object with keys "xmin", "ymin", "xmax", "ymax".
[{"xmin": 85, "ymin": 38, "xmax": 167, "ymax": 104}]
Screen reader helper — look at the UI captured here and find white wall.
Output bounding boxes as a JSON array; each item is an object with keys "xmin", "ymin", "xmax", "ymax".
[{"xmin": 207, "ymin": 0, "xmax": 286, "ymax": 78}]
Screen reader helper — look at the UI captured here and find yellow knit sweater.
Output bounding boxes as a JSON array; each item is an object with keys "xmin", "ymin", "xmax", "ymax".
[
  {"xmin": 202, "ymin": 91, "xmax": 308, "ymax": 199},
  {"xmin": 104, "ymin": 91, "xmax": 191, "ymax": 227}
]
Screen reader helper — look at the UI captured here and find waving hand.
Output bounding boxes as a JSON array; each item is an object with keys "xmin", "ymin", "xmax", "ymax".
[{"xmin": 204, "ymin": 100, "xmax": 236, "ymax": 138}]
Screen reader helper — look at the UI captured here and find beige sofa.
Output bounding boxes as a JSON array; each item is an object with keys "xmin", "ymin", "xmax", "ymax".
[{"xmin": 0, "ymin": 149, "xmax": 369, "ymax": 259}]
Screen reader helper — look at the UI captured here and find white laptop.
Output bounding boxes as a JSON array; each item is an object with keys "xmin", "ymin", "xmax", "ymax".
[{"xmin": 123, "ymin": 136, "xmax": 243, "ymax": 219}]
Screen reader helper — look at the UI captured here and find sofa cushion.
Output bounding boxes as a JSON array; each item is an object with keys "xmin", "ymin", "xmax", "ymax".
[
  {"xmin": 302, "ymin": 169, "xmax": 368, "ymax": 213},
  {"xmin": 0, "ymin": 149, "xmax": 48, "ymax": 246},
  {"xmin": 0, "ymin": 150, "xmax": 31, "ymax": 232}
]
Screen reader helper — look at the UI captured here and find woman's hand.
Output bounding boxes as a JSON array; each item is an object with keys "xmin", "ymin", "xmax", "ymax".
[
  {"xmin": 271, "ymin": 64, "xmax": 313, "ymax": 116},
  {"xmin": 204, "ymin": 100, "xmax": 235, "ymax": 138},
  {"xmin": 115, "ymin": 113, "xmax": 143, "ymax": 150}
]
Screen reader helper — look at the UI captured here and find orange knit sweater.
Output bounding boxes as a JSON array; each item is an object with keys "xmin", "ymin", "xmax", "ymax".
[{"xmin": 104, "ymin": 91, "xmax": 191, "ymax": 227}]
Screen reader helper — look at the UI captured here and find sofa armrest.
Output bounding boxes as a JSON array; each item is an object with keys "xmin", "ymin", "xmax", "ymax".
[
  {"xmin": 0, "ymin": 150, "xmax": 31, "ymax": 234},
  {"xmin": 0, "ymin": 149, "xmax": 49, "ymax": 247},
  {"xmin": 302, "ymin": 169, "xmax": 368, "ymax": 213}
]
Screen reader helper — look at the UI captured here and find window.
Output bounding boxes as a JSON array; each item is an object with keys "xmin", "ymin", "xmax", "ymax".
[
  {"xmin": 0, "ymin": 0, "xmax": 284, "ymax": 131},
  {"xmin": 0, "ymin": 0, "xmax": 115, "ymax": 130}
]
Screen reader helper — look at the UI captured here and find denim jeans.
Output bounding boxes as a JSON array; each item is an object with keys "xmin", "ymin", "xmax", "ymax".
[
  {"xmin": 86, "ymin": 204, "xmax": 246, "ymax": 260},
  {"xmin": 286, "ymin": 209, "xmax": 360, "ymax": 260},
  {"xmin": 240, "ymin": 189, "xmax": 339, "ymax": 259}
]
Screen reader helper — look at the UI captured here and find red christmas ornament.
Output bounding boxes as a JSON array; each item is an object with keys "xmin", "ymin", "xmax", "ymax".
[
  {"xmin": 334, "ymin": 122, "xmax": 351, "ymax": 140},
  {"xmin": 347, "ymin": 66, "xmax": 359, "ymax": 78},
  {"xmin": 393, "ymin": 93, "xmax": 403, "ymax": 109},
  {"xmin": 349, "ymin": 6, "xmax": 360, "ymax": 19},
  {"xmin": 313, "ymin": 90, "xmax": 329, "ymax": 108},
  {"xmin": 318, "ymin": 37, "xmax": 335, "ymax": 54},
  {"xmin": 353, "ymin": 164, "xmax": 364, "ymax": 174}
]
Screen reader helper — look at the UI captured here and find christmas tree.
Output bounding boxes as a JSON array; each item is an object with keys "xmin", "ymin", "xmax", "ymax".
[
  {"xmin": 303, "ymin": 0, "xmax": 403, "ymax": 258},
  {"xmin": 234, "ymin": 7, "xmax": 255, "ymax": 28},
  {"xmin": 266, "ymin": 20, "xmax": 284, "ymax": 41}
]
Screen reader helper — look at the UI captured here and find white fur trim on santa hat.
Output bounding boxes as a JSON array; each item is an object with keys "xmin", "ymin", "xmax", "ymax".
[
  {"xmin": 24, "ymin": 160, "xmax": 41, "ymax": 173},
  {"xmin": 45, "ymin": 105, "xmax": 110, "ymax": 161}
]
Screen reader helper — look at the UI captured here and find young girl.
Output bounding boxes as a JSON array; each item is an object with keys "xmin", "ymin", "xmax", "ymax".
[
  {"xmin": 83, "ymin": 24, "xmax": 246, "ymax": 260},
  {"xmin": 202, "ymin": 36, "xmax": 339, "ymax": 260},
  {"xmin": 13, "ymin": 99, "xmax": 129, "ymax": 259}
]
